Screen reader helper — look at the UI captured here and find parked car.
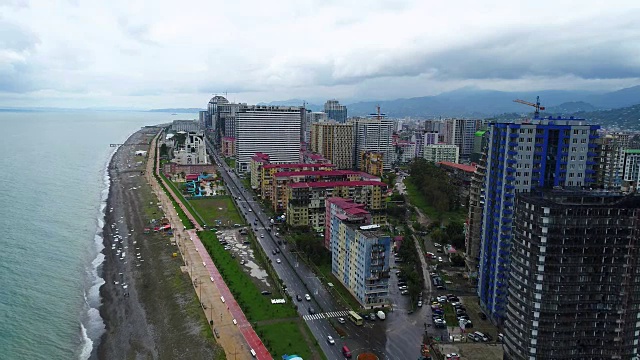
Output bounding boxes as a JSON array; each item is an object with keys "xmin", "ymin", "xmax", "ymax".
[
  {"xmin": 308, "ymin": 307, "xmax": 315, "ymax": 314},
  {"xmin": 401, "ymin": 290, "xmax": 409, "ymax": 295},
  {"xmin": 276, "ymin": 258, "xmax": 281, "ymax": 264},
  {"xmin": 417, "ymin": 300, "xmax": 423, "ymax": 307},
  {"xmin": 260, "ymin": 291, "xmax": 271, "ymax": 295},
  {"xmin": 305, "ymin": 294, "xmax": 311, "ymax": 301},
  {"xmin": 296, "ymin": 294, "xmax": 302, "ymax": 301}
]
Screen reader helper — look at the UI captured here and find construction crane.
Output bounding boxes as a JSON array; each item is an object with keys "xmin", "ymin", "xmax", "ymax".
[{"xmin": 513, "ymin": 96, "xmax": 545, "ymax": 118}]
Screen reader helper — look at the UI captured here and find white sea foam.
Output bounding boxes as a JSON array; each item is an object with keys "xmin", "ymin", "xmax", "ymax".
[{"xmin": 79, "ymin": 146, "xmax": 117, "ymax": 359}]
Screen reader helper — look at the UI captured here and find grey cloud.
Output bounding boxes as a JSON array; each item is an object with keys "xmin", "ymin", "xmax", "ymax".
[
  {"xmin": 0, "ymin": 21, "xmax": 39, "ymax": 51},
  {"xmin": 117, "ymin": 17, "xmax": 157, "ymax": 45}
]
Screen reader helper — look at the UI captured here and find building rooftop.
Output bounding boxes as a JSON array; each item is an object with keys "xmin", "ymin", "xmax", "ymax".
[
  {"xmin": 290, "ymin": 180, "xmax": 387, "ymax": 189},
  {"xmin": 327, "ymin": 197, "xmax": 370, "ymax": 216},
  {"xmin": 251, "ymin": 152, "xmax": 270, "ymax": 162},
  {"xmin": 275, "ymin": 170, "xmax": 378, "ymax": 179},
  {"xmin": 263, "ymin": 163, "xmax": 336, "ymax": 170},
  {"xmin": 438, "ymin": 161, "xmax": 477, "ymax": 173}
]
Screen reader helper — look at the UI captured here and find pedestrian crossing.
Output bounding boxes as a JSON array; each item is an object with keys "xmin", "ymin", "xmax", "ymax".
[{"xmin": 303, "ymin": 310, "xmax": 350, "ymax": 321}]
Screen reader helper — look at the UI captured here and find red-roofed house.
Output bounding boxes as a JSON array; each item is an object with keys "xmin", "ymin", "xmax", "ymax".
[
  {"xmin": 437, "ymin": 161, "xmax": 477, "ymax": 185},
  {"xmin": 260, "ymin": 162, "xmax": 335, "ymax": 200}
]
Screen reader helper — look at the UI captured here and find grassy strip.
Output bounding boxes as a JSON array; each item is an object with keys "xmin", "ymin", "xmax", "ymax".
[
  {"xmin": 315, "ymin": 263, "xmax": 362, "ymax": 311},
  {"xmin": 198, "ymin": 231, "xmax": 298, "ymax": 321},
  {"xmin": 154, "ymin": 172, "xmax": 195, "ymax": 229},
  {"xmin": 255, "ymin": 321, "xmax": 314, "ymax": 360},
  {"xmin": 160, "ymin": 173, "xmax": 206, "ymax": 227},
  {"xmin": 405, "ymin": 181, "xmax": 466, "ymax": 225},
  {"xmin": 443, "ymin": 303, "xmax": 459, "ymax": 327},
  {"xmin": 189, "ymin": 196, "xmax": 245, "ymax": 227}
]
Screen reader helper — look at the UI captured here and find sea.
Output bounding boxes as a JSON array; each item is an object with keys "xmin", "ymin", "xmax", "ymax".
[{"xmin": 0, "ymin": 110, "xmax": 194, "ymax": 360}]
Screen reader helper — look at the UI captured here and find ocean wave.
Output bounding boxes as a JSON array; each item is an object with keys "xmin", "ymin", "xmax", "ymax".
[{"xmin": 79, "ymin": 146, "xmax": 117, "ymax": 359}]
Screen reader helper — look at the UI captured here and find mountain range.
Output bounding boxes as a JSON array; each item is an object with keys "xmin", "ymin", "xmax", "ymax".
[{"xmin": 264, "ymin": 85, "xmax": 640, "ymax": 118}]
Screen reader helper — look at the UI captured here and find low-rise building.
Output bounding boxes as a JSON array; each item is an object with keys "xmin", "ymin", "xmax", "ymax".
[
  {"xmin": 271, "ymin": 170, "xmax": 379, "ymax": 213},
  {"xmin": 250, "ymin": 153, "xmax": 270, "ymax": 190},
  {"xmin": 172, "ymin": 132, "xmax": 210, "ymax": 165},
  {"xmin": 423, "ymin": 144, "xmax": 459, "ymax": 163},
  {"xmin": 260, "ymin": 163, "xmax": 335, "ymax": 202},
  {"xmin": 286, "ymin": 180, "xmax": 387, "ymax": 231}
]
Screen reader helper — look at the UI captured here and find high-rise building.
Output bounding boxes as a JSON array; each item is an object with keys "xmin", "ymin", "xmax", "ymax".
[
  {"xmin": 207, "ymin": 95, "xmax": 229, "ymax": 145},
  {"xmin": 198, "ymin": 110, "xmax": 210, "ymax": 128},
  {"xmin": 327, "ymin": 201, "xmax": 390, "ymax": 309},
  {"xmin": 310, "ymin": 122, "xmax": 355, "ymax": 169},
  {"xmin": 504, "ymin": 190, "xmax": 640, "ymax": 360},
  {"xmin": 465, "ymin": 150, "xmax": 487, "ymax": 281},
  {"xmin": 423, "ymin": 144, "xmax": 459, "ymax": 163},
  {"xmin": 479, "ymin": 117, "xmax": 600, "ymax": 323},
  {"xmin": 324, "ymin": 100, "xmax": 348, "ymax": 123},
  {"xmin": 595, "ymin": 132, "xmax": 631, "ymax": 189},
  {"xmin": 623, "ymin": 149, "xmax": 640, "ymax": 192},
  {"xmin": 351, "ymin": 118, "xmax": 395, "ymax": 171},
  {"xmin": 443, "ymin": 119, "xmax": 483, "ymax": 160},
  {"xmin": 235, "ymin": 105, "xmax": 302, "ymax": 173}
]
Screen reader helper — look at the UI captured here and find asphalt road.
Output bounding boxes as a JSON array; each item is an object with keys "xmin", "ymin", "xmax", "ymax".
[{"xmin": 207, "ymin": 145, "xmax": 424, "ymax": 359}]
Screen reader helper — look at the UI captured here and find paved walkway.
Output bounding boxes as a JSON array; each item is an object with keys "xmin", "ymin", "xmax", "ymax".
[{"xmin": 145, "ymin": 131, "xmax": 271, "ymax": 360}]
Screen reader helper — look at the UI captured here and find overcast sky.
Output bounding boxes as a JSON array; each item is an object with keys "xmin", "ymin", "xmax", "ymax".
[{"xmin": 1, "ymin": 0, "xmax": 640, "ymax": 108}]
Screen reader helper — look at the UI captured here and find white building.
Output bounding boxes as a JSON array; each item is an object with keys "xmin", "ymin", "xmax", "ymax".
[
  {"xmin": 623, "ymin": 149, "xmax": 640, "ymax": 192},
  {"xmin": 235, "ymin": 105, "xmax": 302, "ymax": 173},
  {"xmin": 351, "ymin": 118, "xmax": 395, "ymax": 171},
  {"xmin": 173, "ymin": 132, "xmax": 209, "ymax": 165},
  {"xmin": 423, "ymin": 144, "xmax": 459, "ymax": 163},
  {"xmin": 442, "ymin": 119, "xmax": 482, "ymax": 160}
]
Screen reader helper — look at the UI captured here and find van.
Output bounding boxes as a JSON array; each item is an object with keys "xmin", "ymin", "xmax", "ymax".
[
  {"xmin": 250, "ymin": 349, "xmax": 256, "ymax": 357},
  {"xmin": 342, "ymin": 345, "xmax": 352, "ymax": 358}
]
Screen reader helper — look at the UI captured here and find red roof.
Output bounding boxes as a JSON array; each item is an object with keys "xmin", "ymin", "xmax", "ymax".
[
  {"xmin": 251, "ymin": 152, "xmax": 270, "ymax": 162},
  {"xmin": 275, "ymin": 170, "xmax": 363, "ymax": 178},
  {"xmin": 438, "ymin": 161, "xmax": 477, "ymax": 173},
  {"xmin": 328, "ymin": 198, "xmax": 370, "ymax": 216},
  {"xmin": 289, "ymin": 180, "xmax": 387, "ymax": 189},
  {"xmin": 186, "ymin": 174, "xmax": 199, "ymax": 180},
  {"xmin": 263, "ymin": 163, "xmax": 335, "ymax": 170}
]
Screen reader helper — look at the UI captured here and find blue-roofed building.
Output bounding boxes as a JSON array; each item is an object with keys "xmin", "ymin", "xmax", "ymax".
[{"xmin": 478, "ymin": 116, "xmax": 600, "ymax": 324}]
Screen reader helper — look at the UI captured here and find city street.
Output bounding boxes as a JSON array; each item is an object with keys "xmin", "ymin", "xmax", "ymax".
[{"xmin": 208, "ymin": 141, "xmax": 429, "ymax": 359}]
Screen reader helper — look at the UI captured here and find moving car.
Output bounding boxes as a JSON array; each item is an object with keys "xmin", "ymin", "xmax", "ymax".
[
  {"xmin": 305, "ymin": 294, "xmax": 311, "ymax": 301},
  {"xmin": 338, "ymin": 317, "xmax": 346, "ymax": 324},
  {"xmin": 327, "ymin": 336, "xmax": 335, "ymax": 344},
  {"xmin": 276, "ymin": 258, "xmax": 281, "ymax": 264},
  {"xmin": 296, "ymin": 294, "xmax": 302, "ymax": 301}
]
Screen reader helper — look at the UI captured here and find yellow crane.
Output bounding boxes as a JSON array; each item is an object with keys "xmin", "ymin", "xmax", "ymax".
[{"xmin": 513, "ymin": 96, "xmax": 545, "ymax": 118}]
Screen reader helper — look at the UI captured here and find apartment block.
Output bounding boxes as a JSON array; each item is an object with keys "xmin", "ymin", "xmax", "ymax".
[
  {"xmin": 595, "ymin": 132, "xmax": 631, "ymax": 189},
  {"xmin": 423, "ymin": 144, "xmax": 460, "ymax": 163},
  {"xmin": 465, "ymin": 152, "xmax": 487, "ymax": 281},
  {"xmin": 442, "ymin": 119, "xmax": 483, "ymax": 159},
  {"xmin": 623, "ymin": 149, "xmax": 640, "ymax": 191},
  {"xmin": 325, "ymin": 198, "xmax": 371, "ymax": 249},
  {"xmin": 479, "ymin": 117, "xmax": 600, "ymax": 323},
  {"xmin": 259, "ymin": 163, "xmax": 335, "ymax": 203},
  {"xmin": 221, "ymin": 136, "xmax": 235, "ymax": 157},
  {"xmin": 324, "ymin": 99, "xmax": 348, "ymax": 123},
  {"xmin": 352, "ymin": 117, "xmax": 395, "ymax": 171},
  {"xmin": 270, "ymin": 170, "xmax": 379, "ymax": 213},
  {"xmin": 504, "ymin": 190, "xmax": 640, "ymax": 360},
  {"xmin": 235, "ymin": 105, "xmax": 303, "ymax": 173},
  {"xmin": 328, "ymin": 213, "xmax": 390, "ymax": 309},
  {"xmin": 360, "ymin": 151, "xmax": 384, "ymax": 177},
  {"xmin": 250, "ymin": 153, "xmax": 270, "ymax": 190},
  {"xmin": 172, "ymin": 132, "xmax": 209, "ymax": 165},
  {"xmin": 286, "ymin": 181, "xmax": 387, "ymax": 231},
  {"xmin": 309, "ymin": 121, "xmax": 355, "ymax": 169}
]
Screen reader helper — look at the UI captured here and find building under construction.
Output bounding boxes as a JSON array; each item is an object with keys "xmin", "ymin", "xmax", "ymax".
[{"xmin": 504, "ymin": 190, "xmax": 640, "ymax": 359}]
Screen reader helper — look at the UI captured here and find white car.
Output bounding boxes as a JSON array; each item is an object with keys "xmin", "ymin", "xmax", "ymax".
[
  {"xmin": 438, "ymin": 256, "xmax": 443, "ymax": 262},
  {"xmin": 248, "ymin": 209, "xmax": 252, "ymax": 212},
  {"xmin": 434, "ymin": 243, "xmax": 441, "ymax": 247},
  {"xmin": 276, "ymin": 258, "xmax": 281, "ymax": 264},
  {"xmin": 327, "ymin": 336, "xmax": 335, "ymax": 344},
  {"xmin": 305, "ymin": 294, "xmax": 311, "ymax": 301},
  {"xmin": 338, "ymin": 317, "xmax": 346, "ymax": 324},
  {"xmin": 260, "ymin": 234, "xmax": 264, "ymax": 238}
]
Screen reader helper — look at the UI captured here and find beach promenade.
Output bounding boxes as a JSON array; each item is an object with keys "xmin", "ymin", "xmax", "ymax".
[{"xmin": 145, "ymin": 132, "xmax": 271, "ymax": 360}]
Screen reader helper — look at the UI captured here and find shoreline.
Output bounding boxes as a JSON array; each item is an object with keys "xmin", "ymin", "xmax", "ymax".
[{"xmin": 94, "ymin": 126, "xmax": 220, "ymax": 359}]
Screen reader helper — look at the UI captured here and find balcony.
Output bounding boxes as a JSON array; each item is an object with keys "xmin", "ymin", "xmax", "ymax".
[
  {"xmin": 509, "ymin": 133, "xmax": 519, "ymax": 138},
  {"xmin": 508, "ymin": 150, "xmax": 518, "ymax": 156},
  {"xmin": 505, "ymin": 184, "xmax": 515, "ymax": 190},
  {"xmin": 506, "ymin": 167, "xmax": 515, "ymax": 173},
  {"xmin": 586, "ymin": 160, "xmax": 596, "ymax": 165},
  {"xmin": 587, "ymin": 152, "xmax": 597, "ymax": 157},
  {"xmin": 589, "ymin": 134, "xmax": 599, "ymax": 139},
  {"xmin": 508, "ymin": 142, "xmax": 518, "ymax": 147},
  {"xmin": 588, "ymin": 143, "xmax": 597, "ymax": 148},
  {"xmin": 506, "ymin": 175, "xmax": 516, "ymax": 181}
]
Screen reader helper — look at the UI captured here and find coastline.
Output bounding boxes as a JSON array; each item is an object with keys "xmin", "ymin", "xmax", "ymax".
[{"xmin": 94, "ymin": 127, "xmax": 221, "ymax": 359}]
